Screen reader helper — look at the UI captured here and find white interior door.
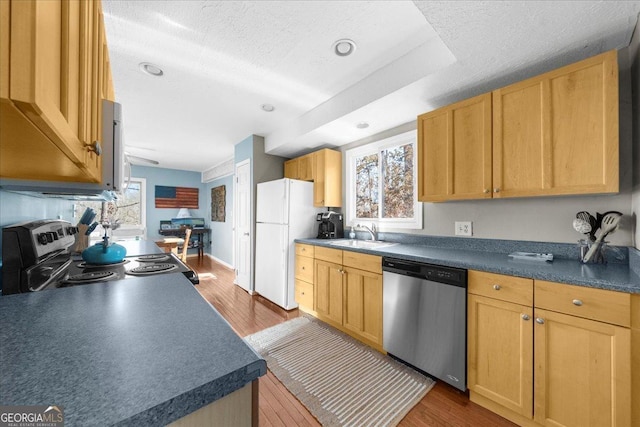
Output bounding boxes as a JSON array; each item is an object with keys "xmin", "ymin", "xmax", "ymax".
[{"xmin": 234, "ymin": 160, "xmax": 252, "ymax": 292}]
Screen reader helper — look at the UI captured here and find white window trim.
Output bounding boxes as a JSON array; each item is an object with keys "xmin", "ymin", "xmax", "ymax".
[
  {"xmin": 345, "ymin": 130, "xmax": 422, "ymax": 231},
  {"xmin": 95, "ymin": 177, "xmax": 147, "ymax": 240}
]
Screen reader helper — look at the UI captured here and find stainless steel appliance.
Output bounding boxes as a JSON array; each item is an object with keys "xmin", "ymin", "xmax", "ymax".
[
  {"xmin": 316, "ymin": 211, "xmax": 344, "ymax": 239},
  {"xmin": 1, "ymin": 220, "xmax": 198, "ymax": 295},
  {"xmin": 0, "ymin": 100, "xmax": 126, "ymax": 200},
  {"xmin": 382, "ymin": 257, "xmax": 467, "ymax": 391}
]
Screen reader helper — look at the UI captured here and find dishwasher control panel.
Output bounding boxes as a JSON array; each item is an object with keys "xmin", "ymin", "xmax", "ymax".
[{"xmin": 382, "ymin": 257, "xmax": 467, "ymax": 288}]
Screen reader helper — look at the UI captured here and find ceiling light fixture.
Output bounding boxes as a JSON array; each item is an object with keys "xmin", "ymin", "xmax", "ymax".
[
  {"xmin": 356, "ymin": 122, "xmax": 369, "ymax": 129},
  {"xmin": 139, "ymin": 62, "xmax": 164, "ymax": 77},
  {"xmin": 261, "ymin": 104, "xmax": 275, "ymax": 112},
  {"xmin": 332, "ymin": 39, "xmax": 357, "ymax": 57}
]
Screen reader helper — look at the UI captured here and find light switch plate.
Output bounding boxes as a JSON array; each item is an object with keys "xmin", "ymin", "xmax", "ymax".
[{"xmin": 455, "ymin": 221, "xmax": 472, "ymax": 236}]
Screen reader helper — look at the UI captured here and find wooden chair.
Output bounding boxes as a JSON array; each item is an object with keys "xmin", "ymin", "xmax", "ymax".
[{"xmin": 180, "ymin": 228, "xmax": 192, "ymax": 263}]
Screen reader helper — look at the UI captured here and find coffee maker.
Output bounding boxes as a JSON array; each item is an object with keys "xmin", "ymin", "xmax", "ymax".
[{"xmin": 316, "ymin": 211, "xmax": 344, "ymax": 239}]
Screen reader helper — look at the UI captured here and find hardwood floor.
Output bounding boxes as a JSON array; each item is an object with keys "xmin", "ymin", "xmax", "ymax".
[{"xmin": 187, "ymin": 256, "xmax": 516, "ymax": 427}]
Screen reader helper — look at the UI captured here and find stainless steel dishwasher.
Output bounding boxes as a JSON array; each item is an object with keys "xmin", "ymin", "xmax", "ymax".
[{"xmin": 382, "ymin": 257, "xmax": 467, "ymax": 391}]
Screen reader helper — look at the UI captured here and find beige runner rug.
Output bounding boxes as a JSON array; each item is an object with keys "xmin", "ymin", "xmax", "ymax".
[{"xmin": 245, "ymin": 316, "xmax": 435, "ymax": 426}]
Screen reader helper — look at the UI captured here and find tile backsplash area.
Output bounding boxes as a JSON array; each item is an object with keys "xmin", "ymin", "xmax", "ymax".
[{"xmin": 363, "ymin": 231, "xmax": 630, "ymax": 264}]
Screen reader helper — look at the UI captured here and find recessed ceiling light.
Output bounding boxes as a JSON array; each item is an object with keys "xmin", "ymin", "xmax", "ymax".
[
  {"xmin": 333, "ymin": 39, "xmax": 356, "ymax": 57},
  {"xmin": 261, "ymin": 104, "xmax": 275, "ymax": 112},
  {"xmin": 356, "ymin": 122, "xmax": 369, "ymax": 129},
  {"xmin": 139, "ymin": 62, "xmax": 164, "ymax": 77}
]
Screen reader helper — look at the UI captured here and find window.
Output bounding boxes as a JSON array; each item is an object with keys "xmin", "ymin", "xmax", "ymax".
[
  {"xmin": 346, "ymin": 130, "xmax": 422, "ymax": 230},
  {"xmin": 74, "ymin": 178, "xmax": 147, "ymax": 239}
]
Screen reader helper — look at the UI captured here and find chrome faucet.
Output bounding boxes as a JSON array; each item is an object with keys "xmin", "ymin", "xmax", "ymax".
[{"xmin": 357, "ymin": 223, "xmax": 377, "ymax": 241}]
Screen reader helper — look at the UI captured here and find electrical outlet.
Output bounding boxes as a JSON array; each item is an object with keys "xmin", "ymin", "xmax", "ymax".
[{"xmin": 455, "ymin": 221, "xmax": 472, "ymax": 236}]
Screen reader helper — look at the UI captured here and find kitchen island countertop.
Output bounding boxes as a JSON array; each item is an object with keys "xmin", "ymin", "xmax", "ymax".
[
  {"xmin": 297, "ymin": 238, "xmax": 640, "ymax": 294},
  {"xmin": 0, "ymin": 273, "xmax": 266, "ymax": 426}
]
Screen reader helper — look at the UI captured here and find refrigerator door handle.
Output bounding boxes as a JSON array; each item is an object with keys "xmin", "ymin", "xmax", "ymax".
[{"xmin": 281, "ymin": 227, "xmax": 287, "ymax": 271}]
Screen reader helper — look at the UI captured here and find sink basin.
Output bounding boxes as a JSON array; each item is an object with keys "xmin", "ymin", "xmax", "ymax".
[{"xmin": 328, "ymin": 240, "xmax": 397, "ymax": 249}]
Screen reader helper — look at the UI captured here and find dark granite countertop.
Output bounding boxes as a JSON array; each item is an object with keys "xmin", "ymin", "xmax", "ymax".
[
  {"xmin": 0, "ymin": 274, "xmax": 266, "ymax": 426},
  {"xmin": 297, "ymin": 238, "xmax": 640, "ymax": 294}
]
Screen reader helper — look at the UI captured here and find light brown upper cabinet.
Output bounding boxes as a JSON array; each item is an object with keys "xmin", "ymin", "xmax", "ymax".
[
  {"xmin": 0, "ymin": 0, "xmax": 113, "ymax": 183},
  {"xmin": 418, "ymin": 50, "xmax": 619, "ymax": 202},
  {"xmin": 313, "ymin": 149, "xmax": 342, "ymax": 207},
  {"xmin": 418, "ymin": 93, "xmax": 492, "ymax": 201},
  {"xmin": 284, "ymin": 153, "xmax": 314, "ymax": 181},
  {"xmin": 284, "ymin": 148, "xmax": 342, "ymax": 207}
]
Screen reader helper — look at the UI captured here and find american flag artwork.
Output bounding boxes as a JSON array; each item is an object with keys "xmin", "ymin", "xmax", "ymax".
[{"xmin": 155, "ymin": 186, "xmax": 199, "ymax": 209}]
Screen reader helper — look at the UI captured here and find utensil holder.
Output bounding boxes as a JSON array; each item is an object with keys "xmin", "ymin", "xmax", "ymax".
[
  {"xmin": 73, "ymin": 224, "xmax": 90, "ymax": 253},
  {"xmin": 578, "ymin": 239, "xmax": 608, "ymax": 264}
]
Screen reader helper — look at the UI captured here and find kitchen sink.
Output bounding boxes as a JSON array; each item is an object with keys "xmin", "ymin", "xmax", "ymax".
[{"xmin": 328, "ymin": 240, "xmax": 397, "ymax": 249}]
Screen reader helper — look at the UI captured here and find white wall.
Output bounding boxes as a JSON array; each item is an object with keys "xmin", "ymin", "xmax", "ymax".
[{"xmin": 342, "ymin": 50, "xmax": 636, "ymax": 246}]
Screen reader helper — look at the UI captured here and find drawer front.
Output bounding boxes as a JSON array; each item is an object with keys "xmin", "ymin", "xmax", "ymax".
[
  {"xmin": 295, "ymin": 255, "xmax": 314, "ymax": 282},
  {"xmin": 314, "ymin": 246, "xmax": 343, "ymax": 264},
  {"xmin": 295, "ymin": 243, "xmax": 314, "ymax": 257},
  {"xmin": 295, "ymin": 279, "xmax": 314, "ymax": 309},
  {"xmin": 342, "ymin": 251, "xmax": 382, "ymax": 274},
  {"xmin": 535, "ymin": 280, "xmax": 630, "ymax": 327},
  {"xmin": 468, "ymin": 270, "xmax": 533, "ymax": 305}
]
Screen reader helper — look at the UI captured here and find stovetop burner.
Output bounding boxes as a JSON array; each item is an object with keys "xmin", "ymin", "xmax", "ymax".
[
  {"xmin": 77, "ymin": 259, "xmax": 130, "ymax": 269},
  {"xmin": 126, "ymin": 263, "xmax": 178, "ymax": 276},
  {"xmin": 135, "ymin": 254, "xmax": 170, "ymax": 263},
  {"xmin": 66, "ymin": 270, "xmax": 117, "ymax": 284}
]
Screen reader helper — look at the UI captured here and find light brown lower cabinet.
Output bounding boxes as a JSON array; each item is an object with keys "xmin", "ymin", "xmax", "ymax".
[
  {"xmin": 467, "ymin": 294, "xmax": 533, "ymax": 417},
  {"xmin": 533, "ymin": 308, "xmax": 630, "ymax": 427},
  {"xmin": 468, "ymin": 271, "xmax": 635, "ymax": 427},
  {"xmin": 296, "ymin": 244, "xmax": 383, "ymax": 352},
  {"xmin": 294, "ymin": 244, "xmax": 315, "ymax": 313}
]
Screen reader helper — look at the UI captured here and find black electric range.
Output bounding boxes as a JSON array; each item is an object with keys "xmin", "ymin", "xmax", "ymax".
[
  {"xmin": 60, "ymin": 252, "xmax": 199, "ymax": 287},
  {"xmin": 1, "ymin": 220, "xmax": 198, "ymax": 295}
]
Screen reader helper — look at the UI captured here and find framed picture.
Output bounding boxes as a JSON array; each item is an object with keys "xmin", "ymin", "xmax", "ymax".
[
  {"xmin": 155, "ymin": 186, "xmax": 199, "ymax": 209},
  {"xmin": 211, "ymin": 185, "xmax": 226, "ymax": 222}
]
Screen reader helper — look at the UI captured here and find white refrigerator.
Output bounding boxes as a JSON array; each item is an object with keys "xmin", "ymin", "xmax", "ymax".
[{"xmin": 255, "ymin": 178, "xmax": 317, "ymax": 310}]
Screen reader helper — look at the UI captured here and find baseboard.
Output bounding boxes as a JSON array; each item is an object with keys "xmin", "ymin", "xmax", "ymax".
[{"xmin": 205, "ymin": 253, "xmax": 234, "ymax": 269}]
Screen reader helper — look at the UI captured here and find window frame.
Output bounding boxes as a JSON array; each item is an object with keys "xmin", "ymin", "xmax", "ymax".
[
  {"xmin": 112, "ymin": 177, "xmax": 147, "ymax": 238},
  {"xmin": 79, "ymin": 177, "xmax": 147, "ymax": 240},
  {"xmin": 345, "ymin": 130, "xmax": 422, "ymax": 230}
]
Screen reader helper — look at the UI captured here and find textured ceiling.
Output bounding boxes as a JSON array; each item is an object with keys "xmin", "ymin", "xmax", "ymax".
[{"xmin": 102, "ymin": 1, "xmax": 640, "ymax": 173}]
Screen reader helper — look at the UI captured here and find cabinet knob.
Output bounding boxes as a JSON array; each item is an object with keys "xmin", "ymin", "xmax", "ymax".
[
  {"xmin": 493, "ymin": 188, "xmax": 500, "ymax": 193},
  {"xmin": 339, "ymin": 269, "xmax": 345, "ymax": 275},
  {"xmin": 572, "ymin": 299, "xmax": 583, "ymax": 306},
  {"xmin": 302, "ymin": 266, "xmax": 305, "ymax": 270},
  {"xmin": 521, "ymin": 314, "xmax": 530, "ymax": 321},
  {"xmin": 86, "ymin": 140, "xmax": 102, "ymax": 156},
  {"xmin": 536, "ymin": 318, "xmax": 545, "ymax": 324},
  {"xmin": 493, "ymin": 284, "xmax": 501, "ymax": 290},
  {"xmin": 483, "ymin": 189, "xmax": 490, "ymax": 194},
  {"xmin": 302, "ymin": 248, "xmax": 306, "ymax": 252}
]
